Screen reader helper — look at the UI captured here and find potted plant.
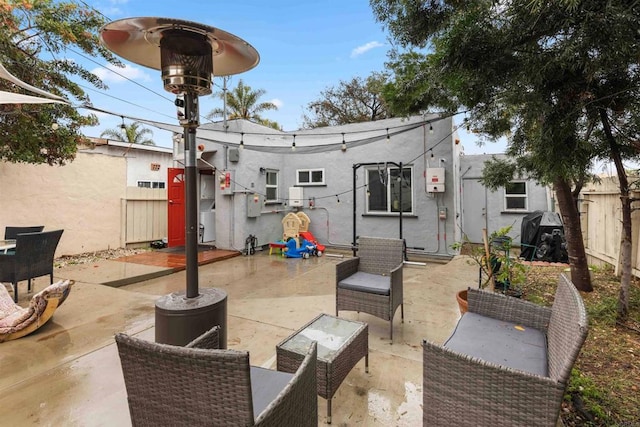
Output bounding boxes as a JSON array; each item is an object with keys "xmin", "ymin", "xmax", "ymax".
[{"xmin": 451, "ymin": 226, "xmax": 529, "ymax": 314}]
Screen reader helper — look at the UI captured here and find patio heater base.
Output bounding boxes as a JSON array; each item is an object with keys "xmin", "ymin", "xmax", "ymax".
[{"xmin": 155, "ymin": 288, "xmax": 227, "ymax": 348}]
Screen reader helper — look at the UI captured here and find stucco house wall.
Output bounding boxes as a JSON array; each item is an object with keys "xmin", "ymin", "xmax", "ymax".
[
  {"xmin": 86, "ymin": 138, "xmax": 173, "ymax": 187},
  {"xmin": 0, "ymin": 151, "xmax": 125, "ymax": 256},
  {"xmin": 181, "ymin": 115, "xmax": 462, "ymax": 258},
  {"xmin": 459, "ymin": 154, "xmax": 552, "ymax": 244}
]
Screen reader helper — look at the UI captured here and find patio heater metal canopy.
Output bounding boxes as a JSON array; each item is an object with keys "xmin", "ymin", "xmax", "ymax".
[
  {"xmin": 100, "ymin": 17, "xmax": 259, "ymax": 346},
  {"xmin": 99, "ymin": 17, "xmax": 259, "ymax": 85}
]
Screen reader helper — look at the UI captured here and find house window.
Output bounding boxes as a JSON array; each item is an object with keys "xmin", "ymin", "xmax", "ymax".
[
  {"xmin": 265, "ymin": 170, "xmax": 279, "ymax": 202},
  {"xmin": 296, "ymin": 168, "xmax": 325, "ymax": 186},
  {"xmin": 137, "ymin": 180, "xmax": 165, "ymax": 189},
  {"xmin": 505, "ymin": 181, "xmax": 527, "ymax": 210},
  {"xmin": 366, "ymin": 166, "xmax": 413, "ymax": 214}
]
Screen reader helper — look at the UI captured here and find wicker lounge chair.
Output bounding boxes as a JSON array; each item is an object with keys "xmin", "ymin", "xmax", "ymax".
[
  {"xmin": 0, "ymin": 229, "xmax": 63, "ymax": 302},
  {"xmin": 422, "ymin": 274, "xmax": 588, "ymax": 426},
  {"xmin": 115, "ymin": 329, "xmax": 318, "ymax": 426},
  {"xmin": 0, "ymin": 279, "xmax": 73, "ymax": 342},
  {"xmin": 336, "ymin": 236, "xmax": 404, "ymax": 341}
]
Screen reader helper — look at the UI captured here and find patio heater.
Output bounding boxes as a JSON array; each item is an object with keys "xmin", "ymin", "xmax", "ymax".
[{"xmin": 100, "ymin": 18, "xmax": 259, "ymax": 346}]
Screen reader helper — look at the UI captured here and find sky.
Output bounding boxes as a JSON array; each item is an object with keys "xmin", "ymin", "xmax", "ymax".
[{"xmin": 74, "ymin": 0, "xmax": 507, "ymax": 155}]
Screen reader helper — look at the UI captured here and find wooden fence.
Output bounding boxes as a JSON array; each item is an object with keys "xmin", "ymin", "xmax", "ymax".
[
  {"xmin": 579, "ymin": 176, "xmax": 640, "ymax": 277},
  {"xmin": 122, "ymin": 187, "xmax": 167, "ymax": 246}
]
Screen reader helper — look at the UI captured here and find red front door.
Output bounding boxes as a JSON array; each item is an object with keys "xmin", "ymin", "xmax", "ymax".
[{"xmin": 167, "ymin": 168, "xmax": 185, "ymax": 247}]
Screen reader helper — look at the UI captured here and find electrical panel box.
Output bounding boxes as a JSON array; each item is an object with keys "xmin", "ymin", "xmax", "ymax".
[
  {"xmin": 289, "ymin": 187, "xmax": 304, "ymax": 207},
  {"xmin": 219, "ymin": 170, "xmax": 235, "ymax": 195},
  {"xmin": 247, "ymin": 193, "xmax": 263, "ymax": 217},
  {"xmin": 228, "ymin": 148, "xmax": 240, "ymax": 162},
  {"xmin": 426, "ymin": 167, "xmax": 445, "ymax": 193}
]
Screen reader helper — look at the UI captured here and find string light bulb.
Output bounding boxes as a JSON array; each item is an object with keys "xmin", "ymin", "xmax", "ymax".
[
  {"xmin": 239, "ymin": 132, "xmax": 244, "ymax": 150},
  {"xmin": 386, "ymin": 128, "xmax": 390, "ymax": 143},
  {"xmin": 430, "ymin": 150, "xmax": 435, "ymax": 159},
  {"xmin": 341, "ymin": 133, "xmax": 347, "ymax": 152},
  {"xmin": 292, "ymin": 134, "xmax": 296, "ymax": 151},
  {"xmin": 336, "ymin": 195, "xmax": 340, "ymax": 204},
  {"xmin": 429, "ymin": 123, "xmax": 434, "ymax": 134},
  {"xmin": 120, "ymin": 116, "xmax": 126, "ymax": 130}
]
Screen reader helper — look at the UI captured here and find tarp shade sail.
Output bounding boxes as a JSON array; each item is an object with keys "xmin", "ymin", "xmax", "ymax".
[
  {"xmin": 0, "ymin": 62, "xmax": 68, "ymax": 103},
  {"xmin": 0, "ymin": 91, "xmax": 67, "ymax": 105}
]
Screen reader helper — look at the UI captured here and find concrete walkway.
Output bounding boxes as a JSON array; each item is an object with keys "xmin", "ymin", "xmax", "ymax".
[{"xmin": 0, "ymin": 252, "xmax": 478, "ymax": 426}]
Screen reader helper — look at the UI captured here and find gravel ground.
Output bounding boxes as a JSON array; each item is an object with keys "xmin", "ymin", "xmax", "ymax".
[{"xmin": 54, "ymin": 247, "xmax": 152, "ymax": 268}]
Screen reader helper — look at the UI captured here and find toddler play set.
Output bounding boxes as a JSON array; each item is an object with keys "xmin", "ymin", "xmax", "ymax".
[{"xmin": 269, "ymin": 212, "xmax": 325, "ymax": 258}]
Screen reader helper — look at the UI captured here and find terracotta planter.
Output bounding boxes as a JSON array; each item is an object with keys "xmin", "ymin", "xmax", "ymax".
[{"xmin": 456, "ymin": 289, "xmax": 468, "ymax": 315}]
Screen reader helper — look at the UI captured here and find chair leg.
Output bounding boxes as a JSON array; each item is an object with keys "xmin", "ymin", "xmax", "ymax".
[
  {"xmin": 28, "ymin": 278, "xmax": 32, "ymax": 293},
  {"xmin": 401, "ymin": 303, "xmax": 404, "ymax": 322},
  {"xmin": 390, "ymin": 320, "xmax": 393, "ymax": 343},
  {"xmin": 12, "ymin": 282, "xmax": 18, "ymax": 303}
]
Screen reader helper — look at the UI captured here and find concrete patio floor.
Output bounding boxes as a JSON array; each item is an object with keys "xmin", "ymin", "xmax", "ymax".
[{"xmin": 0, "ymin": 251, "xmax": 478, "ymax": 426}]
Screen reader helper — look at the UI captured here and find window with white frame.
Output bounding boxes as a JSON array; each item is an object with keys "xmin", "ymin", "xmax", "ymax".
[
  {"xmin": 265, "ymin": 170, "xmax": 279, "ymax": 202},
  {"xmin": 504, "ymin": 181, "xmax": 527, "ymax": 210},
  {"xmin": 366, "ymin": 165, "xmax": 413, "ymax": 214},
  {"xmin": 137, "ymin": 180, "xmax": 166, "ymax": 189},
  {"xmin": 296, "ymin": 168, "xmax": 325, "ymax": 186}
]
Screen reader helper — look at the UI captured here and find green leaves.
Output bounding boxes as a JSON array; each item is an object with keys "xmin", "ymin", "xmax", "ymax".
[
  {"xmin": 303, "ymin": 72, "xmax": 393, "ymax": 128},
  {"xmin": 100, "ymin": 122, "xmax": 155, "ymax": 146},
  {"xmin": 0, "ymin": 0, "xmax": 119, "ymax": 165},
  {"xmin": 206, "ymin": 79, "xmax": 280, "ymax": 129}
]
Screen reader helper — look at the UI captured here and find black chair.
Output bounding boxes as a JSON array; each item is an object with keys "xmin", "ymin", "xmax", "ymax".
[
  {"xmin": 3, "ymin": 226, "xmax": 45, "ymax": 255},
  {"xmin": 4, "ymin": 226, "xmax": 45, "ymax": 240},
  {"xmin": 0, "ymin": 230, "xmax": 63, "ymax": 302}
]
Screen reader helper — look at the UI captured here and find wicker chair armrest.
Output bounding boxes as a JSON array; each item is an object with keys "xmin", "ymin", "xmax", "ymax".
[
  {"xmin": 390, "ymin": 263, "xmax": 403, "ymax": 291},
  {"xmin": 255, "ymin": 342, "xmax": 317, "ymax": 427},
  {"xmin": 185, "ymin": 325, "xmax": 221, "ymax": 350},
  {"xmin": 467, "ymin": 288, "xmax": 552, "ymax": 331},
  {"xmin": 423, "ymin": 339, "xmax": 565, "ymax": 426},
  {"xmin": 336, "ymin": 257, "xmax": 360, "ymax": 282}
]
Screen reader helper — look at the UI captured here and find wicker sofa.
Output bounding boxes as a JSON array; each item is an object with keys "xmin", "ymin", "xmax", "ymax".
[
  {"xmin": 423, "ymin": 273, "xmax": 588, "ymax": 426},
  {"xmin": 116, "ymin": 327, "xmax": 318, "ymax": 426}
]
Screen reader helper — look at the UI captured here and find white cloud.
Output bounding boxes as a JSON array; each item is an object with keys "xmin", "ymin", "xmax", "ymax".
[
  {"xmin": 350, "ymin": 41, "xmax": 384, "ymax": 58},
  {"xmin": 271, "ymin": 98, "xmax": 283, "ymax": 108},
  {"xmin": 91, "ymin": 63, "xmax": 152, "ymax": 84}
]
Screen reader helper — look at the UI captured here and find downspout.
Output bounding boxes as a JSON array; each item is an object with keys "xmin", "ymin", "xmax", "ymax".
[
  {"xmin": 422, "ymin": 150, "xmax": 441, "ymax": 254},
  {"xmin": 352, "ymin": 164, "xmax": 357, "ymax": 256},
  {"xmin": 399, "ymin": 161, "xmax": 403, "ymax": 241}
]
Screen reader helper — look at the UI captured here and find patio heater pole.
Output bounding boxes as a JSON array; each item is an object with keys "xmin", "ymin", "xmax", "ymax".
[
  {"xmin": 100, "ymin": 17, "xmax": 259, "ymax": 346},
  {"xmin": 182, "ymin": 95, "xmax": 199, "ymax": 298}
]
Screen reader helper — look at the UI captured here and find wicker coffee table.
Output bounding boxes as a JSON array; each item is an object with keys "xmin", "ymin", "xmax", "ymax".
[{"xmin": 276, "ymin": 313, "xmax": 369, "ymax": 424}]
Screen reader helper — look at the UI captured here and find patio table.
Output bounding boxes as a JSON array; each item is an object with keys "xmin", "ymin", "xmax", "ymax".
[{"xmin": 276, "ymin": 313, "xmax": 369, "ymax": 424}]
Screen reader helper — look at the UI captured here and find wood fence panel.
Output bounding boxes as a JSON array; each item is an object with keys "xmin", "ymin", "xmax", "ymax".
[
  {"xmin": 124, "ymin": 187, "xmax": 167, "ymax": 245},
  {"xmin": 580, "ymin": 176, "xmax": 640, "ymax": 277}
]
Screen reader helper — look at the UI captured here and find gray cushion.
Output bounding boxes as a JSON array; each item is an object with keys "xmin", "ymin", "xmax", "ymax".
[
  {"xmin": 444, "ymin": 312, "xmax": 548, "ymax": 377},
  {"xmin": 337, "ymin": 271, "xmax": 391, "ymax": 296},
  {"xmin": 250, "ymin": 366, "xmax": 294, "ymax": 418}
]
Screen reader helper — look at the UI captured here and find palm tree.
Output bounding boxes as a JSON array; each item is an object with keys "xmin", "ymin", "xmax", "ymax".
[
  {"xmin": 100, "ymin": 121, "xmax": 155, "ymax": 145},
  {"xmin": 206, "ymin": 79, "xmax": 280, "ymax": 129}
]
